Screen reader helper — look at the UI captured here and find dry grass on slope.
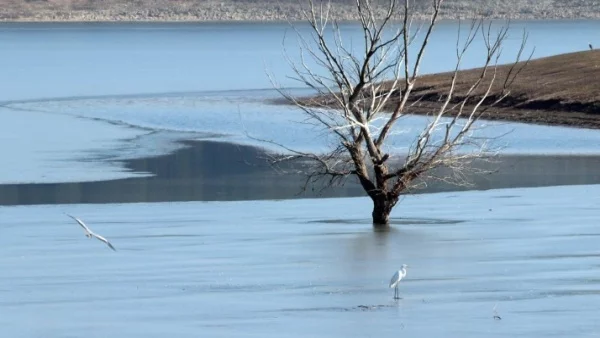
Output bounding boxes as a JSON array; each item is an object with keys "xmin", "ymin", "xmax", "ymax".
[
  {"xmin": 299, "ymin": 50, "xmax": 600, "ymax": 129},
  {"xmin": 402, "ymin": 50, "xmax": 600, "ymax": 128}
]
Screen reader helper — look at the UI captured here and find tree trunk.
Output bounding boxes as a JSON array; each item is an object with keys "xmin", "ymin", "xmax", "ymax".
[{"xmin": 371, "ymin": 195, "xmax": 395, "ymax": 226}]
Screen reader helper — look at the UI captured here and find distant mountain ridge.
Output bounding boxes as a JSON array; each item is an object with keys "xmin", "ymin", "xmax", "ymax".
[{"xmin": 1, "ymin": 0, "xmax": 600, "ymax": 21}]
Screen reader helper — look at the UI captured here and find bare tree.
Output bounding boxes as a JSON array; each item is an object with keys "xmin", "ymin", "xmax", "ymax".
[{"xmin": 269, "ymin": 0, "xmax": 530, "ymax": 226}]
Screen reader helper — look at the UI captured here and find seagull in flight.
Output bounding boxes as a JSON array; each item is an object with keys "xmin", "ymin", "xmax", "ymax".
[
  {"xmin": 66, "ymin": 214, "xmax": 116, "ymax": 251},
  {"xmin": 389, "ymin": 264, "xmax": 408, "ymax": 299}
]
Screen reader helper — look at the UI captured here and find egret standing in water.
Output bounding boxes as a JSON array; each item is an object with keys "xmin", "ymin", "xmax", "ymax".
[{"xmin": 389, "ymin": 264, "xmax": 408, "ymax": 299}]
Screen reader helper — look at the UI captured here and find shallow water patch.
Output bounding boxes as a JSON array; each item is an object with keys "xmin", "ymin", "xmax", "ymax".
[{"xmin": 306, "ymin": 217, "xmax": 465, "ymax": 226}]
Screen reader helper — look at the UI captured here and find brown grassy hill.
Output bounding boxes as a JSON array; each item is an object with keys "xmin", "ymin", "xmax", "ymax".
[
  {"xmin": 402, "ymin": 50, "xmax": 600, "ymax": 128},
  {"xmin": 298, "ymin": 50, "xmax": 600, "ymax": 129}
]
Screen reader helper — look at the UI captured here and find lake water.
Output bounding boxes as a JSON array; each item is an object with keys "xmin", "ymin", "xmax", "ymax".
[
  {"xmin": 1, "ymin": 20, "xmax": 600, "ymax": 100},
  {"xmin": 1, "ymin": 21, "xmax": 600, "ymax": 183},
  {"xmin": 2, "ymin": 184, "xmax": 600, "ymax": 337},
  {"xmin": 1, "ymin": 21, "xmax": 600, "ymax": 337}
]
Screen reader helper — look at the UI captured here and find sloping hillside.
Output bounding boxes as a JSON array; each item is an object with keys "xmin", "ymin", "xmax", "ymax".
[
  {"xmin": 402, "ymin": 50, "xmax": 600, "ymax": 128},
  {"xmin": 301, "ymin": 50, "xmax": 600, "ymax": 129}
]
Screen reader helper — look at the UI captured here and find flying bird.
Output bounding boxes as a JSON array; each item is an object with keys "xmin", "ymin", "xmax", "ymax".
[
  {"xmin": 389, "ymin": 264, "xmax": 408, "ymax": 299},
  {"xmin": 590, "ymin": 43, "xmax": 594, "ymax": 50},
  {"xmin": 66, "ymin": 214, "xmax": 116, "ymax": 251}
]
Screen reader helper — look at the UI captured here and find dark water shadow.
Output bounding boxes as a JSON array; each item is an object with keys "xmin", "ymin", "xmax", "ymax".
[
  {"xmin": 114, "ymin": 234, "xmax": 208, "ymax": 239},
  {"xmin": 2, "ymin": 140, "xmax": 600, "ymax": 205},
  {"xmin": 95, "ymin": 219, "xmax": 213, "ymax": 225},
  {"xmin": 529, "ymin": 253, "xmax": 600, "ymax": 260},
  {"xmin": 462, "ymin": 289, "xmax": 600, "ymax": 303},
  {"xmin": 273, "ymin": 304, "xmax": 398, "ymax": 313},
  {"xmin": 487, "ymin": 218, "xmax": 534, "ymax": 222},
  {"xmin": 0, "ymin": 140, "xmax": 365, "ymax": 206},
  {"xmin": 549, "ymin": 233, "xmax": 600, "ymax": 238}
]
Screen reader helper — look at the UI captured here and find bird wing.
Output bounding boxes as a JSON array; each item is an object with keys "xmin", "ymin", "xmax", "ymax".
[
  {"xmin": 90, "ymin": 232, "xmax": 117, "ymax": 251},
  {"xmin": 389, "ymin": 270, "xmax": 400, "ymax": 288},
  {"xmin": 66, "ymin": 214, "xmax": 92, "ymax": 235}
]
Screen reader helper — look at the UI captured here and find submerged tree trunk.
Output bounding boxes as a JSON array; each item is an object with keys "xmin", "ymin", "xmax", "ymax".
[{"xmin": 371, "ymin": 195, "xmax": 396, "ymax": 226}]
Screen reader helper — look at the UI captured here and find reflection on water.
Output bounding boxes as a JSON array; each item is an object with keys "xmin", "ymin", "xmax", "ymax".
[{"xmin": 2, "ymin": 140, "xmax": 600, "ymax": 205}]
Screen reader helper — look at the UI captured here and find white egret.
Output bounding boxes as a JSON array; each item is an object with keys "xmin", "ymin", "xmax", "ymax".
[
  {"xmin": 493, "ymin": 303, "xmax": 502, "ymax": 320},
  {"xmin": 389, "ymin": 264, "xmax": 408, "ymax": 299},
  {"xmin": 66, "ymin": 214, "xmax": 116, "ymax": 251}
]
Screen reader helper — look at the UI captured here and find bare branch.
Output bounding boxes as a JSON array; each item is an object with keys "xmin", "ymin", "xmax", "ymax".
[{"xmin": 263, "ymin": 0, "xmax": 528, "ymax": 225}]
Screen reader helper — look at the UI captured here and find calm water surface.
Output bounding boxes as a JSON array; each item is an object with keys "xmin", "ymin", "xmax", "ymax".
[
  {"xmin": 2, "ymin": 22, "xmax": 600, "ymax": 338},
  {"xmin": 1, "ymin": 20, "xmax": 599, "ymax": 100},
  {"xmin": 1, "ymin": 185, "xmax": 600, "ymax": 337},
  {"xmin": 3, "ymin": 89, "xmax": 600, "ymax": 184},
  {"xmin": 1, "ymin": 21, "xmax": 600, "ymax": 183}
]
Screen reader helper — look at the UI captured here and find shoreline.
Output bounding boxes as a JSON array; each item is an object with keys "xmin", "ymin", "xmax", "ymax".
[
  {"xmin": 3, "ymin": 1, "xmax": 600, "ymax": 23},
  {"xmin": 272, "ymin": 97, "xmax": 600, "ymax": 131},
  {"xmin": 2, "ymin": 17, "xmax": 600, "ymax": 24},
  {"xmin": 294, "ymin": 50, "xmax": 600, "ymax": 131}
]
